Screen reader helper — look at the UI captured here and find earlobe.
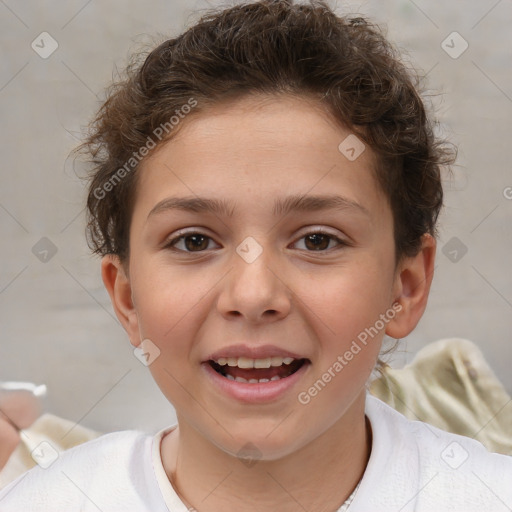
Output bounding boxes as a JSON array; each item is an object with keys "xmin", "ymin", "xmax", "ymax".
[
  {"xmin": 385, "ymin": 234, "xmax": 436, "ymax": 339},
  {"xmin": 101, "ymin": 255, "xmax": 141, "ymax": 347}
]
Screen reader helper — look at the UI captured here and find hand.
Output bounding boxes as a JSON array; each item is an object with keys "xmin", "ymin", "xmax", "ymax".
[
  {"xmin": 0, "ymin": 384, "xmax": 45, "ymax": 472},
  {"xmin": 0, "ymin": 412, "xmax": 20, "ymax": 471}
]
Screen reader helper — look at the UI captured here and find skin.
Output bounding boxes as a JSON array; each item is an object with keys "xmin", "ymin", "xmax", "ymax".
[
  {"xmin": 102, "ymin": 94, "xmax": 436, "ymax": 512},
  {"xmin": 0, "ymin": 413, "xmax": 20, "ymax": 471},
  {"xmin": 0, "ymin": 392, "xmax": 41, "ymax": 471}
]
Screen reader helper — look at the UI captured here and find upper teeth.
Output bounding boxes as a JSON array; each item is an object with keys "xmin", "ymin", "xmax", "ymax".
[{"xmin": 214, "ymin": 356, "xmax": 295, "ymax": 368}]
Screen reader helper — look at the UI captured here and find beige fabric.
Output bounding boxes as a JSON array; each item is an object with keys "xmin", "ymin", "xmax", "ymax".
[
  {"xmin": 370, "ymin": 338, "xmax": 512, "ymax": 455},
  {"xmin": 1, "ymin": 337, "xmax": 511, "ymax": 490},
  {"xmin": 0, "ymin": 413, "xmax": 101, "ymax": 489}
]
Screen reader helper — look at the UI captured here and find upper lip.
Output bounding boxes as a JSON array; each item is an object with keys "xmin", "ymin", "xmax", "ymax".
[{"xmin": 204, "ymin": 344, "xmax": 307, "ymax": 362}]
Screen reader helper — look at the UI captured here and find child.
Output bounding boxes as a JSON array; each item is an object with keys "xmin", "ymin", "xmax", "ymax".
[{"xmin": 1, "ymin": 1, "xmax": 511, "ymax": 510}]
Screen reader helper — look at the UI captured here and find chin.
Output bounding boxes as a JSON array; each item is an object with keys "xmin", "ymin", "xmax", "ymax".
[{"xmin": 211, "ymin": 427, "xmax": 308, "ymax": 464}]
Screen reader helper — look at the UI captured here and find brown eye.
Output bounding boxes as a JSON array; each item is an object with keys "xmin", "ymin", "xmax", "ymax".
[
  {"xmin": 164, "ymin": 230, "xmax": 347, "ymax": 254},
  {"xmin": 304, "ymin": 233, "xmax": 330, "ymax": 251},
  {"xmin": 294, "ymin": 231, "xmax": 347, "ymax": 252},
  {"xmin": 165, "ymin": 233, "xmax": 216, "ymax": 252},
  {"xmin": 183, "ymin": 234, "xmax": 210, "ymax": 251}
]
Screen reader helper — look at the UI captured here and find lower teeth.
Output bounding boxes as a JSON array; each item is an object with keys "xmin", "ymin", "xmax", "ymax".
[{"xmin": 225, "ymin": 374, "xmax": 281, "ymax": 383}]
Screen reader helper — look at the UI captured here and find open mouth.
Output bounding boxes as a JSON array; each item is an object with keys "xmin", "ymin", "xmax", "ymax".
[{"xmin": 208, "ymin": 356, "xmax": 308, "ymax": 383}]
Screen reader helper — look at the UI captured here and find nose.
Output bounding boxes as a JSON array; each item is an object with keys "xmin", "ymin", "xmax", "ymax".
[{"xmin": 216, "ymin": 241, "xmax": 292, "ymax": 324}]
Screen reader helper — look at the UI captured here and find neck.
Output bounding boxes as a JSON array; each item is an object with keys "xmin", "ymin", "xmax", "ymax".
[{"xmin": 161, "ymin": 391, "xmax": 371, "ymax": 512}]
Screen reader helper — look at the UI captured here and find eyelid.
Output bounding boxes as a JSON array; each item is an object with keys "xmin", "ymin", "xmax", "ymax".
[
  {"xmin": 162, "ymin": 228, "xmax": 219, "ymax": 249},
  {"xmin": 294, "ymin": 225, "xmax": 352, "ymax": 245},
  {"xmin": 294, "ymin": 225, "xmax": 345, "ymax": 238},
  {"xmin": 163, "ymin": 226, "xmax": 351, "ymax": 253}
]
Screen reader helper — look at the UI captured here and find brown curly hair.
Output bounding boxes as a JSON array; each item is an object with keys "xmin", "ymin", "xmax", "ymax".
[{"xmin": 74, "ymin": 0, "xmax": 455, "ymax": 271}]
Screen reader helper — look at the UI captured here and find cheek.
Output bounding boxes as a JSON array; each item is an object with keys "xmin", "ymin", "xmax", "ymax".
[
  {"xmin": 294, "ymin": 268, "xmax": 390, "ymax": 414},
  {"xmin": 134, "ymin": 267, "xmax": 210, "ymax": 405},
  {"xmin": 131, "ymin": 263, "xmax": 209, "ymax": 352},
  {"xmin": 302, "ymin": 263, "xmax": 392, "ymax": 339}
]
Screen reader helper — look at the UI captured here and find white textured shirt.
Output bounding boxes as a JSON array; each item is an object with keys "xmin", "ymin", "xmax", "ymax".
[{"xmin": 1, "ymin": 394, "xmax": 511, "ymax": 511}]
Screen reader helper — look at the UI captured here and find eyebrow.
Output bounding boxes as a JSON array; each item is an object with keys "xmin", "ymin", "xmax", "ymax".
[{"xmin": 147, "ymin": 194, "xmax": 370, "ymax": 220}]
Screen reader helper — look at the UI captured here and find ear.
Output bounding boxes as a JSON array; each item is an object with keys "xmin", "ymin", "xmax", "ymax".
[
  {"xmin": 101, "ymin": 254, "xmax": 141, "ymax": 348},
  {"xmin": 385, "ymin": 234, "xmax": 436, "ymax": 339}
]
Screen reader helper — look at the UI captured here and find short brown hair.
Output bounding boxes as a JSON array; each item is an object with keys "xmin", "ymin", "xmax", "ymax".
[{"xmin": 75, "ymin": 0, "xmax": 455, "ymax": 269}]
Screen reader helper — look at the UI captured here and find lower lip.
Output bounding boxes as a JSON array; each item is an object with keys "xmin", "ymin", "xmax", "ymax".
[{"xmin": 201, "ymin": 361, "xmax": 310, "ymax": 404}]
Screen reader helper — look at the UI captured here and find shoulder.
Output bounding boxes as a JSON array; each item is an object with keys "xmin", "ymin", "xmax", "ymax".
[
  {"xmin": 365, "ymin": 393, "xmax": 512, "ymax": 469},
  {"xmin": 357, "ymin": 395, "xmax": 512, "ymax": 511},
  {"xmin": 0, "ymin": 429, "xmax": 167, "ymax": 512}
]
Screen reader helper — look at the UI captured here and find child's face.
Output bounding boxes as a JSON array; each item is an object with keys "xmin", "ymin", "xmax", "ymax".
[{"xmin": 105, "ymin": 94, "xmax": 418, "ymax": 459}]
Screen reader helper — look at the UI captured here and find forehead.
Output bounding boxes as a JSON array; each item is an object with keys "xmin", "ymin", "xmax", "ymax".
[
  {"xmin": 134, "ymin": 94, "xmax": 390, "ymax": 224},
  {"xmin": 160, "ymin": 93, "xmax": 358, "ymax": 157}
]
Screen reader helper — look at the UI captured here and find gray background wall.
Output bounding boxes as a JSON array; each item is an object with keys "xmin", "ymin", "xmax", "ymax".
[{"xmin": 0, "ymin": 0, "xmax": 511, "ymax": 434}]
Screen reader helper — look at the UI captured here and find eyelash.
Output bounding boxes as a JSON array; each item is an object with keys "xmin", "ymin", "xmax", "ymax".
[{"xmin": 163, "ymin": 229, "xmax": 349, "ymax": 254}]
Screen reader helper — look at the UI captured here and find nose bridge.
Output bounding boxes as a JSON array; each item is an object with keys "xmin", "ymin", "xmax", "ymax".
[
  {"xmin": 233, "ymin": 235, "xmax": 278, "ymax": 299},
  {"xmin": 218, "ymin": 235, "xmax": 290, "ymax": 321}
]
